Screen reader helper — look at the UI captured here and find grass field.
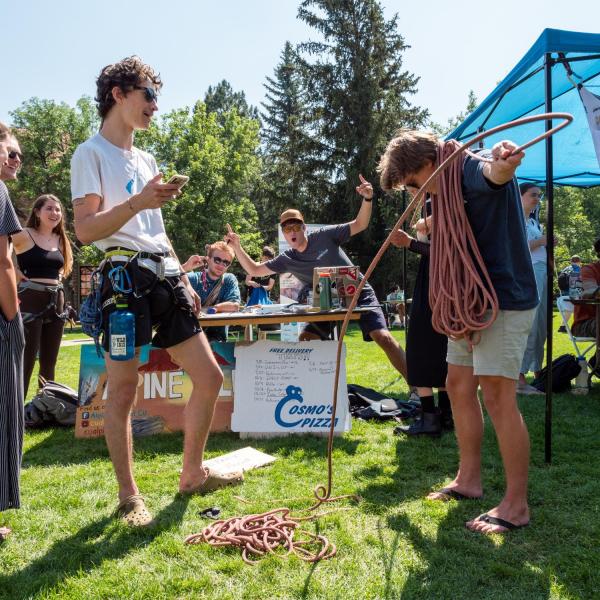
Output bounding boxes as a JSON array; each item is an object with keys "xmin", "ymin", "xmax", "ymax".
[{"xmin": 0, "ymin": 315, "xmax": 599, "ymax": 599}]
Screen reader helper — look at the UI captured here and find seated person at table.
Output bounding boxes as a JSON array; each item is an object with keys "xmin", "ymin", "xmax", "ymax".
[
  {"xmin": 246, "ymin": 246, "xmax": 276, "ymax": 306},
  {"xmin": 183, "ymin": 241, "xmax": 241, "ymax": 342},
  {"xmin": 225, "ymin": 176, "xmax": 407, "ymax": 380},
  {"xmin": 386, "ymin": 284, "xmax": 405, "ymax": 328},
  {"xmin": 571, "ymin": 238, "xmax": 600, "ymax": 338}
]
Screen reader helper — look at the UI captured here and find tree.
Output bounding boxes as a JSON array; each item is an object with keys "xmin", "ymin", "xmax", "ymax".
[
  {"xmin": 292, "ymin": 0, "xmax": 429, "ymax": 294},
  {"xmin": 9, "ymin": 96, "xmax": 99, "ymax": 225},
  {"xmin": 430, "ymin": 90, "xmax": 478, "ymax": 137},
  {"xmin": 204, "ymin": 80, "xmax": 259, "ymax": 121},
  {"xmin": 136, "ymin": 102, "xmax": 264, "ymax": 265},
  {"xmin": 260, "ymin": 41, "xmax": 320, "ymax": 232}
]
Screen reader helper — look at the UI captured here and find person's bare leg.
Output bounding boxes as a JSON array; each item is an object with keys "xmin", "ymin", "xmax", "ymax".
[
  {"xmin": 369, "ymin": 328, "xmax": 407, "ymax": 379},
  {"xmin": 167, "ymin": 332, "xmax": 224, "ymax": 492},
  {"xmin": 428, "ymin": 364, "xmax": 483, "ymax": 500},
  {"xmin": 466, "ymin": 375, "xmax": 530, "ymax": 533},
  {"xmin": 104, "ymin": 354, "xmax": 140, "ymax": 503}
]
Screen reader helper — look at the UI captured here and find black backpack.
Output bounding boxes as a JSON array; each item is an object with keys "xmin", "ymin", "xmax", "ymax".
[
  {"xmin": 557, "ymin": 266, "xmax": 572, "ymax": 294},
  {"xmin": 24, "ymin": 379, "xmax": 79, "ymax": 428},
  {"xmin": 531, "ymin": 354, "xmax": 581, "ymax": 393}
]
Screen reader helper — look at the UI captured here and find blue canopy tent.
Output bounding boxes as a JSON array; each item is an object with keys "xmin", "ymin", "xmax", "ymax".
[{"xmin": 448, "ymin": 28, "xmax": 600, "ymax": 462}]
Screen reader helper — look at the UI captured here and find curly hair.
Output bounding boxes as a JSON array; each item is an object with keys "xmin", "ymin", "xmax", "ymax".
[
  {"xmin": 377, "ymin": 129, "xmax": 440, "ymax": 192},
  {"xmin": 95, "ymin": 56, "xmax": 162, "ymax": 120}
]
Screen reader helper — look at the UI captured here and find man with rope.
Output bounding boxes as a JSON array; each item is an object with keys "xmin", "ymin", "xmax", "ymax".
[
  {"xmin": 379, "ymin": 130, "xmax": 537, "ymax": 534},
  {"xmin": 224, "ymin": 176, "xmax": 408, "ymax": 381},
  {"xmin": 71, "ymin": 57, "xmax": 242, "ymax": 526}
]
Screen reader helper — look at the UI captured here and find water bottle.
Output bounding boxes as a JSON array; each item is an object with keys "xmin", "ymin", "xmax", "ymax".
[
  {"xmin": 573, "ymin": 356, "xmax": 589, "ymax": 395},
  {"xmin": 319, "ymin": 273, "xmax": 332, "ymax": 311},
  {"xmin": 109, "ymin": 297, "xmax": 135, "ymax": 361},
  {"xmin": 569, "ymin": 264, "xmax": 583, "ymax": 300}
]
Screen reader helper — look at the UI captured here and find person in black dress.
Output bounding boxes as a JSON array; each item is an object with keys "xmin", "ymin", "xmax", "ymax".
[{"xmin": 390, "ymin": 204, "xmax": 452, "ymax": 436}]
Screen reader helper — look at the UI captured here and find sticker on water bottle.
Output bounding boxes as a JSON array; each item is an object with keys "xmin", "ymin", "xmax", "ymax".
[{"xmin": 111, "ymin": 334, "xmax": 127, "ymax": 356}]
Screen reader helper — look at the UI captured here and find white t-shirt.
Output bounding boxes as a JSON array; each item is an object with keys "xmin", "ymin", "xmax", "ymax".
[
  {"xmin": 526, "ymin": 217, "xmax": 546, "ymax": 265},
  {"xmin": 71, "ymin": 133, "xmax": 175, "ymax": 259}
]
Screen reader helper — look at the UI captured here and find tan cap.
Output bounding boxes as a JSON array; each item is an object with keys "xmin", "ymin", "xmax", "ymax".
[{"xmin": 280, "ymin": 208, "xmax": 305, "ymax": 225}]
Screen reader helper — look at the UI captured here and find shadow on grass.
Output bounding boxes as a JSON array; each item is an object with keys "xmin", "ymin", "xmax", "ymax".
[
  {"xmin": 0, "ymin": 495, "xmax": 190, "ymax": 600},
  {"xmin": 23, "ymin": 428, "xmax": 361, "ymax": 469}
]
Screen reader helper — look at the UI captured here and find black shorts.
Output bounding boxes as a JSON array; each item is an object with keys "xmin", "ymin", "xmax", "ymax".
[
  {"xmin": 304, "ymin": 290, "xmax": 388, "ymax": 342},
  {"xmin": 100, "ymin": 259, "xmax": 200, "ymax": 352}
]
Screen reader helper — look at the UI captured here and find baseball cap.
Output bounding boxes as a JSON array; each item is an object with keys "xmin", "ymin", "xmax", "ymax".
[{"xmin": 279, "ymin": 208, "xmax": 305, "ymax": 225}]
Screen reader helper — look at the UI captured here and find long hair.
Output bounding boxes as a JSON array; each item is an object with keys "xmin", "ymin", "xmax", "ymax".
[{"xmin": 26, "ymin": 194, "xmax": 73, "ymax": 277}]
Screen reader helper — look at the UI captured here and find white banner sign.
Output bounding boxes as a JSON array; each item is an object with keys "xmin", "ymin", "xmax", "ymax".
[
  {"xmin": 231, "ymin": 340, "xmax": 350, "ymax": 433},
  {"xmin": 579, "ymin": 86, "xmax": 600, "ymax": 168}
]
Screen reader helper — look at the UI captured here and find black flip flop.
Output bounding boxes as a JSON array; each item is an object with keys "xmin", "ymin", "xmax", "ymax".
[{"xmin": 470, "ymin": 512, "xmax": 529, "ymax": 531}]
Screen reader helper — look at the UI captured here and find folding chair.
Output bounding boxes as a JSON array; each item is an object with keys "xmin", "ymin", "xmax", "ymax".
[{"xmin": 556, "ymin": 296, "xmax": 596, "ymax": 363}]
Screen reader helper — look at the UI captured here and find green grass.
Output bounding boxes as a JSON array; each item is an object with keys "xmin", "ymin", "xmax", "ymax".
[{"xmin": 1, "ymin": 314, "xmax": 599, "ymax": 599}]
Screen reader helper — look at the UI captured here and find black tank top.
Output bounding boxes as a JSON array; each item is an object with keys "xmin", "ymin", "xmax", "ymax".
[{"xmin": 18, "ymin": 231, "xmax": 64, "ymax": 279}]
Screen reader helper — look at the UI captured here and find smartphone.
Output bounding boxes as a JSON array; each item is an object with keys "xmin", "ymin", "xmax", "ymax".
[{"xmin": 166, "ymin": 174, "xmax": 190, "ymax": 189}]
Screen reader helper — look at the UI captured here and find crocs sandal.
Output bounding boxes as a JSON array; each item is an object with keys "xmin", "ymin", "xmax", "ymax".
[
  {"xmin": 0, "ymin": 526, "xmax": 11, "ymax": 542},
  {"xmin": 181, "ymin": 468, "xmax": 244, "ymax": 496},
  {"xmin": 114, "ymin": 494, "xmax": 155, "ymax": 527}
]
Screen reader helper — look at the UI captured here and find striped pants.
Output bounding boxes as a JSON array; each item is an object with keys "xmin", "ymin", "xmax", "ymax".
[{"xmin": 0, "ymin": 314, "xmax": 25, "ymax": 511}]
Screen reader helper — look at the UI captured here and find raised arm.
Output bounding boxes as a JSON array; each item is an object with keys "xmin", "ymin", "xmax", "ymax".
[
  {"xmin": 224, "ymin": 224, "xmax": 274, "ymax": 278},
  {"xmin": 482, "ymin": 140, "xmax": 524, "ymax": 186},
  {"xmin": 348, "ymin": 174, "xmax": 373, "ymax": 236}
]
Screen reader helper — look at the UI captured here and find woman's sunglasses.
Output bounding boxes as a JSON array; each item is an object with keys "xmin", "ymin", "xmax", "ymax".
[
  {"xmin": 211, "ymin": 256, "xmax": 232, "ymax": 267},
  {"xmin": 8, "ymin": 150, "xmax": 23, "ymax": 161},
  {"xmin": 134, "ymin": 86, "xmax": 159, "ymax": 103}
]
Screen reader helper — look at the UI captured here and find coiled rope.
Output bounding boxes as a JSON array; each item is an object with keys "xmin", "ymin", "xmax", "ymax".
[{"xmin": 186, "ymin": 113, "xmax": 571, "ymax": 564}]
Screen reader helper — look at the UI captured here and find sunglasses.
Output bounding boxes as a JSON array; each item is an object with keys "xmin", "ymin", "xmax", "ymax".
[
  {"xmin": 8, "ymin": 150, "xmax": 23, "ymax": 162},
  {"xmin": 282, "ymin": 223, "xmax": 303, "ymax": 234},
  {"xmin": 134, "ymin": 85, "xmax": 159, "ymax": 103},
  {"xmin": 529, "ymin": 192, "xmax": 544, "ymax": 200},
  {"xmin": 211, "ymin": 256, "xmax": 231, "ymax": 267}
]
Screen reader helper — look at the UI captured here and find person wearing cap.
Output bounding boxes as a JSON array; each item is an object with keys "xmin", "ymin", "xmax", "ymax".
[{"xmin": 225, "ymin": 175, "xmax": 408, "ymax": 380}]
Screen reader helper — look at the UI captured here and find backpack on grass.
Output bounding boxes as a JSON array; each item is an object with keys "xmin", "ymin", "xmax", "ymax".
[
  {"xmin": 24, "ymin": 378, "xmax": 79, "ymax": 428},
  {"xmin": 531, "ymin": 354, "xmax": 581, "ymax": 393}
]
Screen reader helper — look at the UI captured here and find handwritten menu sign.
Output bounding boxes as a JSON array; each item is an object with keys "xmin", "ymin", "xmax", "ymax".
[{"xmin": 232, "ymin": 340, "xmax": 350, "ymax": 433}]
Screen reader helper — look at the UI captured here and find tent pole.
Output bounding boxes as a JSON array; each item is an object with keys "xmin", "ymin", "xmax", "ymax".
[
  {"xmin": 544, "ymin": 52, "xmax": 555, "ymax": 464},
  {"xmin": 401, "ymin": 190, "xmax": 407, "ymax": 330}
]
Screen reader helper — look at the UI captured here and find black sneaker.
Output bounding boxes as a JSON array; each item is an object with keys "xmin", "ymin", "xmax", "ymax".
[
  {"xmin": 394, "ymin": 411, "xmax": 441, "ymax": 437},
  {"xmin": 558, "ymin": 325, "xmax": 567, "ymax": 333}
]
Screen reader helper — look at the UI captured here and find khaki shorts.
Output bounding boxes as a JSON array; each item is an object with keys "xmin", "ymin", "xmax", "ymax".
[{"xmin": 446, "ymin": 308, "xmax": 536, "ymax": 380}]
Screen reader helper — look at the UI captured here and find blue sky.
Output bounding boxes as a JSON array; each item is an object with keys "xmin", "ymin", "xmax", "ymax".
[{"xmin": 2, "ymin": 0, "xmax": 599, "ymax": 127}]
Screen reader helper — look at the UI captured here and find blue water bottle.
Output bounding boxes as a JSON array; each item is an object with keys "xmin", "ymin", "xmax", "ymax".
[{"xmin": 109, "ymin": 297, "xmax": 135, "ymax": 361}]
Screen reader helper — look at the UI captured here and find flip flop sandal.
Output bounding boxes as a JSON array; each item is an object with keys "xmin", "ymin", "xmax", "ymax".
[
  {"xmin": 470, "ymin": 512, "xmax": 529, "ymax": 532},
  {"xmin": 0, "ymin": 526, "xmax": 11, "ymax": 542},
  {"xmin": 114, "ymin": 494, "xmax": 155, "ymax": 527},
  {"xmin": 428, "ymin": 487, "xmax": 483, "ymax": 502},
  {"xmin": 181, "ymin": 468, "xmax": 244, "ymax": 496}
]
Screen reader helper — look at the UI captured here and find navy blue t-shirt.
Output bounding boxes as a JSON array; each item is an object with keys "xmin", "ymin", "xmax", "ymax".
[{"xmin": 461, "ymin": 153, "xmax": 538, "ymax": 310}]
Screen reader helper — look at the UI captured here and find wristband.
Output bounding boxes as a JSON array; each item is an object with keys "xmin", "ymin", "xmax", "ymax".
[{"xmin": 363, "ymin": 197, "xmax": 373, "ymax": 202}]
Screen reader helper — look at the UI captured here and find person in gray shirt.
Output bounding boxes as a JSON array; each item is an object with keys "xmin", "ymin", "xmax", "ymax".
[{"xmin": 225, "ymin": 175, "xmax": 407, "ymax": 380}]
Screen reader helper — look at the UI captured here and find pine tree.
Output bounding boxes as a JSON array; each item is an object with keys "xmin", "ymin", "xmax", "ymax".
[
  {"xmin": 204, "ymin": 80, "xmax": 259, "ymax": 121},
  {"xmin": 259, "ymin": 42, "xmax": 323, "ymax": 232},
  {"xmin": 295, "ymin": 0, "xmax": 428, "ymax": 293}
]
